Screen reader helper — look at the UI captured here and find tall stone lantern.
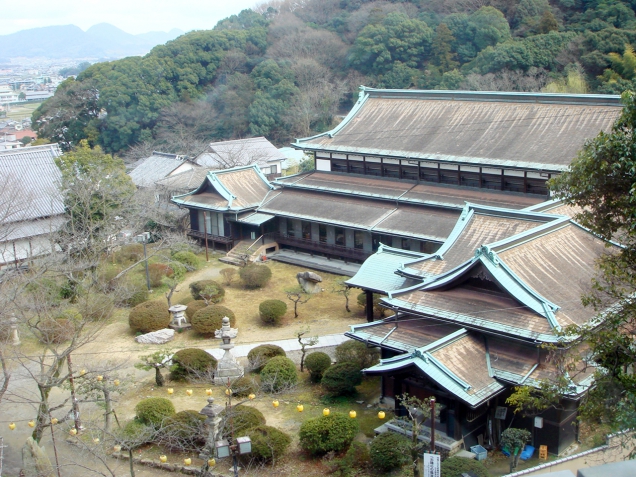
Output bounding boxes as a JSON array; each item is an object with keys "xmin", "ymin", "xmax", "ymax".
[{"xmin": 213, "ymin": 317, "xmax": 243, "ymax": 385}]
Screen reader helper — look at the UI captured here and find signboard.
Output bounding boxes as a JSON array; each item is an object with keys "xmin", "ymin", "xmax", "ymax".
[
  {"xmin": 495, "ymin": 406, "xmax": 508, "ymax": 420},
  {"xmin": 423, "ymin": 453, "xmax": 441, "ymax": 477}
]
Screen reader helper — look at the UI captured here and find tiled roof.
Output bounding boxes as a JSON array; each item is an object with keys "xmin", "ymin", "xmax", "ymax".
[
  {"xmin": 0, "ymin": 144, "xmax": 64, "ymax": 223},
  {"xmin": 196, "ymin": 137, "xmax": 285, "ymax": 169},
  {"xmin": 128, "ymin": 152, "xmax": 191, "ymax": 187},
  {"xmin": 276, "ymin": 171, "xmax": 544, "ymax": 209},
  {"xmin": 294, "ymin": 88, "xmax": 622, "ymax": 172}
]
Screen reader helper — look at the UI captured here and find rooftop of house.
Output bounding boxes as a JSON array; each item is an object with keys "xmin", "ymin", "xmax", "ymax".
[
  {"xmin": 171, "ymin": 164, "xmax": 274, "ymax": 212},
  {"xmin": 195, "ymin": 137, "xmax": 285, "ymax": 170},
  {"xmin": 128, "ymin": 152, "xmax": 194, "ymax": 187},
  {"xmin": 294, "ymin": 87, "xmax": 622, "ymax": 172},
  {"xmin": 0, "ymin": 144, "xmax": 64, "ymax": 224}
]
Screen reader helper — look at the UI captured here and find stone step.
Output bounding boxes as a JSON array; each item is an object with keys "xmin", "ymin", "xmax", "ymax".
[{"xmin": 219, "ymin": 256, "xmax": 246, "ymax": 266}]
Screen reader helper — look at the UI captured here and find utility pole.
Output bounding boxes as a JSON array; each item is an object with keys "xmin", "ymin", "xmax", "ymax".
[{"xmin": 430, "ymin": 397, "xmax": 436, "ymax": 453}]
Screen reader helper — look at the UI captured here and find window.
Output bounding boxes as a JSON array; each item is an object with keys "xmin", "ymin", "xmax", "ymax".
[
  {"xmin": 365, "ymin": 163, "xmax": 382, "ymax": 176},
  {"xmin": 354, "ymin": 230, "xmax": 364, "ymax": 249},
  {"xmin": 286, "ymin": 218, "xmax": 295, "ymax": 237},
  {"xmin": 383, "ymin": 165, "xmax": 400, "ymax": 178},
  {"xmin": 335, "ymin": 227, "xmax": 345, "ymax": 246},
  {"xmin": 332, "ymin": 160, "xmax": 347, "ymax": 172},
  {"xmin": 319, "ymin": 224, "xmax": 327, "ymax": 243},
  {"xmin": 401, "ymin": 165, "xmax": 418, "ymax": 180},
  {"xmin": 302, "ymin": 221, "xmax": 311, "ymax": 240}
]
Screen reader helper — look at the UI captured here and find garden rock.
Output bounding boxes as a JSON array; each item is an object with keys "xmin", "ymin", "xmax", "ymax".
[
  {"xmin": 296, "ymin": 271, "xmax": 323, "ymax": 294},
  {"xmin": 135, "ymin": 328, "xmax": 175, "ymax": 344}
]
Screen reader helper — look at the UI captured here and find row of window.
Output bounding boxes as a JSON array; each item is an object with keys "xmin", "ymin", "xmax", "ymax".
[{"xmin": 329, "ymin": 159, "xmax": 549, "ymax": 195}]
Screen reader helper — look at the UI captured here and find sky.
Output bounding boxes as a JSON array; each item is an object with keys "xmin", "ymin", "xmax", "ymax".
[{"xmin": 2, "ymin": 0, "xmax": 261, "ymax": 36}]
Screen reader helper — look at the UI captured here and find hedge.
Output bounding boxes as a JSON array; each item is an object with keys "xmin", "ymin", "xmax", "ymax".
[
  {"xmin": 189, "ymin": 280, "xmax": 224, "ymax": 303},
  {"xmin": 441, "ymin": 456, "xmax": 489, "ymax": 477},
  {"xmin": 147, "ymin": 263, "xmax": 173, "ymax": 287},
  {"xmin": 239, "ymin": 264, "xmax": 272, "ymax": 289},
  {"xmin": 321, "ymin": 362, "xmax": 363, "ymax": 396},
  {"xmin": 370, "ymin": 431, "xmax": 410, "ymax": 471},
  {"xmin": 260, "ymin": 356, "xmax": 298, "ymax": 393},
  {"xmin": 170, "ymin": 348, "xmax": 217, "ymax": 381},
  {"xmin": 184, "ymin": 300, "xmax": 206, "ymax": 320},
  {"xmin": 157, "ymin": 410, "xmax": 207, "ymax": 452},
  {"xmin": 134, "ymin": 397, "xmax": 175, "ymax": 427},
  {"xmin": 334, "ymin": 340, "xmax": 379, "ymax": 371},
  {"xmin": 247, "ymin": 344, "xmax": 286, "ymax": 372},
  {"xmin": 259, "ymin": 299, "xmax": 287, "ymax": 325},
  {"xmin": 220, "ymin": 405, "xmax": 266, "ymax": 438},
  {"xmin": 305, "ymin": 351, "xmax": 332, "ymax": 383},
  {"xmin": 128, "ymin": 300, "xmax": 170, "ymax": 333},
  {"xmin": 191, "ymin": 305, "xmax": 235, "ymax": 336},
  {"xmin": 247, "ymin": 425, "xmax": 291, "ymax": 462},
  {"xmin": 299, "ymin": 413, "xmax": 359, "ymax": 455},
  {"xmin": 173, "ymin": 251, "xmax": 199, "ymax": 269}
]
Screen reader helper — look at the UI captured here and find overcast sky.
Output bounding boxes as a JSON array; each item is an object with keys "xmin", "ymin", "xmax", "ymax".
[{"xmin": 3, "ymin": 0, "xmax": 260, "ymax": 35}]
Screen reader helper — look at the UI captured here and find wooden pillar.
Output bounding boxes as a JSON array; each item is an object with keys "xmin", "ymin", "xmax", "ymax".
[{"xmin": 366, "ymin": 290, "xmax": 374, "ymax": 323}]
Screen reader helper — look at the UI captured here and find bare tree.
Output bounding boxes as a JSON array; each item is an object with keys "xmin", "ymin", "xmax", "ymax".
[
  {"xmin": 296, "ymin": 327, "xmax": 319, "ymax": 372},
  {"xmin": 332, "ymin": 278, "xmax": 352, "ymax": 313},
  {"xmin": 285, "ymin": 286, "xmax": 311, "ymax": 318}
]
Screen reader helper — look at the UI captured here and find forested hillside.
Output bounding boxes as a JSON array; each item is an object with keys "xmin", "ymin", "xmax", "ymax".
[{"xmin": 33, "ymin": 0, "xmax": 636, "ymax": 156}]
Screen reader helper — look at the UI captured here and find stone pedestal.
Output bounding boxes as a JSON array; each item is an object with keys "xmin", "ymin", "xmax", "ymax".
[
  {"xmin": 168, "ymin": 304, "xmax": 191, "ymax": 331},
  {"xmin": 213, "ymin": 317, "xmax": 243, "ymax": 385},
  {"xmin": 10, "ymin": 316, "xmax": 20, "ymax": 346},
  {"xmin": 199, "ymin": 397, "xmax": 223, "ymax": 460}
]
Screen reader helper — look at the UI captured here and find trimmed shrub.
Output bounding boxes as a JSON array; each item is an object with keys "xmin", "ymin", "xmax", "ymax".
[
  {"xmin": 336, "ymin": 441, "xmax": 371, "ymax": 475},
  {"xmin": 299, "ymin": 413, "xmax": 359, "ymax": 455},
  {"xmin": 239, "ymin": 264, "xmax": 272, "ymax": 289},
  {"xmin": 135, "ymin": 397, "xmax": 175, "ymax": 427},
  {"xmin": 120, "ymin": 277, "xmax": 150, "ymax": 307},
  {"xmin": 247, "ymin": 344, "xmax": 286, "ymax": 372},
  {"xmin": 157, "ymin": 410, "xmax": 207, "ymax": 452},
  {"xmin": 168, "ymin": 261, "xmax": 187, "ymax": 280},
  {"xmin": 220, "ymin": 267, "xmax": 237, "ymax": 286},
  {"xmin": 369, "ymin": 431, "xmax": 410, "ymax": 472},
  {"xmin": 79, "ymin": 294, "xmax": 115, "ymax": 322},
  {"xmin": 356, "ymin": 292, "xmax": 386, "ymax": 318},
  {"xmin": 191, "ymin": 305, "xmax": 235, "ymax": 336},
  {"xmin": 305, "ymin": 352, "xmax": 332, "ymax": 383},
  {"xmin": 170, "ymin": 348, "xmax": 217, "ymax": 381},
  {"xmin": 441, "ymin": 456, "xmax": 489, "ymax": 477},
  {"xmin": 147, "ymin": 263, "xmax": 174, "ymax": 287},
  {"xmin": 230, "ymin": 375, "xmax": 258, "ymax": 398},
  {"xmin": 114, "ymin": 244, "xmax": 144, "ymax": 264},
  {"xmin": 334, "ymin": 340, "xmax": 380, "ymax": 371},
  {"xmin": 321, "ymin": 362, "xmax": 363, "ymax": 396},
  {"xmin": 179, "ymin": 296, "xmax": 194, "ymax": 306},
  {"xmin": 184, "ymin": 300, "xmax": 206, "ymax": 320},
  {"xmin": 173, "ymin": 251, "xmax": 199, "ymax": 269},
  {"xmin": 128, "ymin": 300, "xmax": 170, "ymax": 333},
  {"xmin": 259, "ymin": 299, "xmax": 287, "ymax": 325},
  {"xmin": 220, "ymin": 405, "xmax": 266, "ymax": 438},
  {"xmin": 260, "ymin": 356, "xmax": 298, "ymax": 393},
  {"xmin": 116, "ymin": 420, "xmax": 155, "ymax": 448},
  {"xmin": 189, "ymin": 280, "xmax": 225, "ymax": 303},
  {"xmin": 247, "ymin": 425, "xmax": 291, "ymax": 462}
]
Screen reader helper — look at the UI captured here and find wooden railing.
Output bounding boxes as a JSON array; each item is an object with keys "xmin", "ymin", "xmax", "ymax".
[
  {"xmin": 270, "ymin": 232, "xmax": 372, "ymax": 261},
  {"xmin": 187, "ymin": 229, "xmax": 234, "ymax": 244}
]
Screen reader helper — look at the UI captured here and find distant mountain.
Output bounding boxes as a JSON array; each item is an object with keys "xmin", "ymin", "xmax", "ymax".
[{"xmin": 0, "ymin": 24, "xmax": 184, "ymax": 59}]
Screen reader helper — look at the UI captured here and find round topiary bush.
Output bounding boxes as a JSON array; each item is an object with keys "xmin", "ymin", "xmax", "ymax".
[
  {"xmin": 79, "ymin": 294, "xmax": 115, "ymax": 322},
  {"xmin": 147, "ymin": 263, "xmax": 174, "ymax": 287},
  {"xmin": 441, "ymin": 456, "xmax": 489, "ymax": 477},
  {"xmin": 369, "ymin": 431, "xmax": 410, "ymax": 472},
  {"xmin": 189, "ymin": 280, "xmax": 225, "ymax": 303},
  {"xmin": 116, "ymin": 420, "xmax": 155, "ymax": 448},
  {"xmin": 239, "ymin": 264, "xmax": 272, "ymax": 289},
  {"xmin": 246, "ymin": 425, "xmax": 291, "ymax": 462},
  {"xmin": 128, "ymin": 300, "xmax": 170, "ymax": 333},
  {"xmin": 259, "ymin": 299, "xmax": 287, "ymax": 325},
  {"xmin": 247, "ymin": 344, "xmax": 286, "ymax": 372},
  {"xmin": 260, "ymin": 356, "xmax": 298, "ymax": 393},
  {"xmin": 299, "ymin": 413, "xmax": 359, "ymax": 456},
  {"xmin": 219, "ymin": 405, "xmax": 266, "ymax": 438},
  {"xmin": 157, "ymin": 410, "xmax": 207, "ymax": 452},
  {"xmin": 168, "ymin": 261, "xmax": 187, "ymax": 280},
  {"xmin": 170, "ymin": 348, "xmax": 217, "ymax": 381},
  {"xmin": 134, "ymin": 397, "xmax": 175, "ymax": 427},
  {"xmin": 173, "ymin": 251, "xmax": 199, "ymax": 269},
  {"xmin": 184, "ymin": 300, "xmax": 206, "ymax": 320},
  {"xmin": 191, "ymin": 305, "xmax": 236, "ymax": 336},
  {"xmin": 321, "ymin": 362, "xmax": 363, "ymax": 396},
  {"xmin": 230, "ymin": 376, "xmax": 258, "ymax": 398},
  {"xmin": 334, "ymin": 340, "xmax": 380, "ymax": 371},
  {"xmin": 338, "ymin": 441, "xmax": 371, "ymax": 475},
  {"xmin": 305, "ymin": 352, "xmax": 332, "ymax": 383}
]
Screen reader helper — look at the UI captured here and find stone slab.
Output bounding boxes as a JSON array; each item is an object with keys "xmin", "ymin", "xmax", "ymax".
[{"xmin": 135, "ymin": 328, "xmax": 175, "ymax": 344}]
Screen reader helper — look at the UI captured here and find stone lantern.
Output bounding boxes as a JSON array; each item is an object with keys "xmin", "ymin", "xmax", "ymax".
[
  {"xmin": 168, "ymin": 304, "xmax": 191, "ymax": 331},
  {"xmin": 213, "ymin": 316, "xmax": 243, "ymax": 385},
  {"xmin": 199, "ymin": 397, "xmax": 224, "ymax": 461}
]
